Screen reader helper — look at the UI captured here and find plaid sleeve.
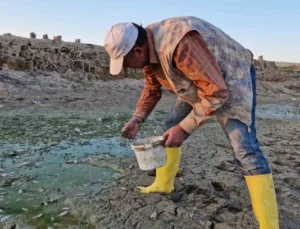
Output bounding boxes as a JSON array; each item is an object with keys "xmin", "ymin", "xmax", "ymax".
[
  {"xmin": 173, "ymin": 31, "xmax": 229, "ymax": 134},
  {"xmin": 133, "ymin": 65, "xmax": 162, "ymax": 121}
]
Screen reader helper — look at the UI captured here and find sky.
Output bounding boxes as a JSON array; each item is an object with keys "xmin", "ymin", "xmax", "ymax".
[{"xmin": 0, "ymin": 0, "xmax": 299, "ymax": 62}]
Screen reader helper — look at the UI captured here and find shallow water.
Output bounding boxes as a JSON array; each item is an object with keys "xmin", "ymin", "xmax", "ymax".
[
  {"xmin": 256, "ymin": 103, "xmax": 300, "ymax": 121},
  {"xmin": 0, "ymin": 115, "xmax": 134, "ymax": 228}
]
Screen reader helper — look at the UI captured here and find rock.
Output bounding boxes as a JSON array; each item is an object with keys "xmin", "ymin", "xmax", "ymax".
[
  {"xmin": 150, "ymin": 212, "xmax": 157, "ymax": 220},
  {"xmin": 170, "ymin": 192, "xmax": 183, "ymax": 203}
]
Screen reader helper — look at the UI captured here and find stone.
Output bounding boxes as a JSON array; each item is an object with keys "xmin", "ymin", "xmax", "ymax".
[{"xmin": 30, "ymin": 32, "xmax": 36, "ymax": 39}]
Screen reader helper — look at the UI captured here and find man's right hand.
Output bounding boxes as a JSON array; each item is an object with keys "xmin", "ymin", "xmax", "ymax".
[{"xmin": 121, "ymin": 116, "xmax": 143, "ymax": 139}]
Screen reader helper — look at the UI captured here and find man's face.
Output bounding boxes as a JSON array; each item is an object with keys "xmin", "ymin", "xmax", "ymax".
[{"xmin": 123, "ymin": 46, "xmax": 149, "ymax": 69}]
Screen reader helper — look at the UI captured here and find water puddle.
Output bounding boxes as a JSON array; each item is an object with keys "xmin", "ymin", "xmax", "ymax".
[
  {"xmin": 256, "ymin": 103, "xmax": 300, "ymax": 121},
  {"xmin": 0, "ymin": 114, "xmax": 134, "ymax": 228}
]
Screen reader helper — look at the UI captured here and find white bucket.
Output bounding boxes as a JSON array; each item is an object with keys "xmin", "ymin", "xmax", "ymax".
[{"xmin": 131, "ymin": 136, "xmax": 167, "ymax": 170}]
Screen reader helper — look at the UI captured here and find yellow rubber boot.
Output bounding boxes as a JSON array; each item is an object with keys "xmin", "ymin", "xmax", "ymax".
[
  {"xmin": 137, "ymin": 147, "xmax": 181, "ymax": 194},
  {"xmin": 245, "ymin": 173, "xmax": 279, "ymax": 229}
]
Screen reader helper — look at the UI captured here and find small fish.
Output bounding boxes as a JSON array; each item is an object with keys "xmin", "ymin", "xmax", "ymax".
[
  {"xmin": 32, "ymin": 213, "xmax": 43, "ymax": 219},
  {"xmin": 1, "ymin": 215, "xmax": 12, "ymax": 223},
  {"xmin": 58, "ymin": 211, "xmax": 69, "ymax": 217},
  {"xmin": 75, "ymin": 193, "xmax": 86, "ymax": 196}
]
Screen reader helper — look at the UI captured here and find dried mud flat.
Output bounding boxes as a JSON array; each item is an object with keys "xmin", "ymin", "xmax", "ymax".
[{"xmin": 0, "ymin": 70, "xmax": 300, "ymax": 228}]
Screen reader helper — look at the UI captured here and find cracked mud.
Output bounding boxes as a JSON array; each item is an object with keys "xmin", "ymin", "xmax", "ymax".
[{"xmin": 0, "ymin": 70, "xmax": 300, "ymax": 228}]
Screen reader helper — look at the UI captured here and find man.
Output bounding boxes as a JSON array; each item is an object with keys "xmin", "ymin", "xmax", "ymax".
[{"xmin": 104, "ymin": 16, "xmax": 279, "ymax": 229}]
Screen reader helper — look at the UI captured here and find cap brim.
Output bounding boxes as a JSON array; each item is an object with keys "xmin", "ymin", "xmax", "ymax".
[{"xmin": 109, "ymin": 57, "xmax": 123, "ymax": 75}]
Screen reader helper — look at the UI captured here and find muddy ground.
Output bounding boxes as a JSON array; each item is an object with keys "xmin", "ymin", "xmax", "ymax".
[{"xmin": 0, "ymin": 70, "xmax": 300, "ymax": 228}]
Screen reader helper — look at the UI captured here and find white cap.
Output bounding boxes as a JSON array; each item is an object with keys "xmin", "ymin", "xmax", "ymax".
[{"xmin": 104, "ymin": 23, "xmax": 138, "ymax": 75}]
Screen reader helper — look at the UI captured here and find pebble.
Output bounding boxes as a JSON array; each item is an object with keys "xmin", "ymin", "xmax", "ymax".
[
  {"xmin": 150, "ymin": 212, "xmax": 157, "ymax": 220},
  {"xmin": 22, "ymin": 208, "xmax": 28, "ymax": 212}
]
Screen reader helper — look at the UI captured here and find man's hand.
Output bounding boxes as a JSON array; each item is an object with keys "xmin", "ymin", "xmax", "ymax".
[
  {"xmin": 121, "ymin": 116, "xmax": 143, "ymax": 139},
  {"xmin": 163, "ymin": 125, "xmax": 188, "ymax": 147}
]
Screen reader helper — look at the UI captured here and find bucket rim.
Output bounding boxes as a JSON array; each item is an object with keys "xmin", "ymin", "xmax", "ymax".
[{"xmin": 131, "ymin": 136, "xmax": 165, "ymax": 150}]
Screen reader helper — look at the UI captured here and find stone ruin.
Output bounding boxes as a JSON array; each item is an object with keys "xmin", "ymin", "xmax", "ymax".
[
  {"xmin": 254, "ymin": 57, "xmax": 290, "ymax": 82},
  {"xmin": 30, "ymin": 32, "xmax": 36, "ymax": 39},
  {"xmin": 0, "ymin": 33, "xmax": 291, "ymax": 82},
  {"xmin": 0, "ymin": 33, "xmax": 142, "ymax": 80},
  {"xmin": 0, "ymin": 33, "xmax": 113, "ymax": 80}
]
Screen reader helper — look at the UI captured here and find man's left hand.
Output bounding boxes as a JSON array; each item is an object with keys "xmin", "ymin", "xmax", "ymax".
[{"xmin": 163, "ymin": 125, "xmax": 188, "ymax": 147}]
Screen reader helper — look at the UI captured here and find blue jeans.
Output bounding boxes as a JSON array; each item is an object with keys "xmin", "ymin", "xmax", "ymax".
[{"xmin": 163, "ymin": 64, "xmax": 271, "ymax": 176}]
